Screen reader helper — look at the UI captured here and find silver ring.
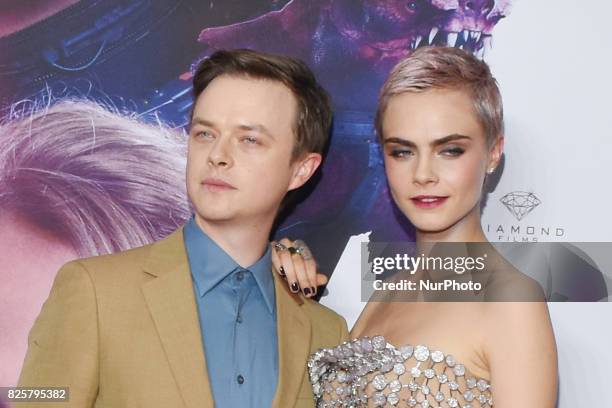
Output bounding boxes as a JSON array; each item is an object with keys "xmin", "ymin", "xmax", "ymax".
[
  {"xmin": 272, "ymin": 242, "xmax": 288, "ymax": 252},
  {"xmin": 293, "ymin": 239, "xmax": 313, "ymax": 260}
]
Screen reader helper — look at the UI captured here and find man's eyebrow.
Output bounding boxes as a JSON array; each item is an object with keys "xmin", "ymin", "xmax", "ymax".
[
  {"xmin": 191, "ymin": 117, "xmax": 216, "ymax": 129},
  {"xmin": 237, "ymin": 124, "xmax": 276, "ymax": 140},
  {"xmin": 383, "ymin": 134, "xmax": 472, "ymax": 148},
  {"xmin": 190, "ymin": 118, "xmax": 276, "ymax": 140}
]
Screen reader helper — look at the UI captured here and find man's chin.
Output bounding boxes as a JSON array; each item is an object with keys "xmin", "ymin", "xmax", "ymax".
[{"xmin": 193, "ymin": 210, "xmax": 235, "ymax": 225}]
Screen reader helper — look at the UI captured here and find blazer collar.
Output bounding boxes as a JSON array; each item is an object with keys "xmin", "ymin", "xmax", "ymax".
[{"xmin": 141, "ymin": 228, "xmax": 214, "ymax": 408}]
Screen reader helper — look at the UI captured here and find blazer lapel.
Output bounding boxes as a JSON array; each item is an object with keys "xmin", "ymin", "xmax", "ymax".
[
  {"xmin": 271, "ymin": 271, "xmax": 312, "ymax": 408},
  {"xmin": 141, "ymin": 228, "xmax": 214, "ymax": 408}
]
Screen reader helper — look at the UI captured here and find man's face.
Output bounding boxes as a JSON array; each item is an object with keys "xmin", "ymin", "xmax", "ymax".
[{"xmin": 186, "ymin": 75, "xmax": 317, "ymax": 227}]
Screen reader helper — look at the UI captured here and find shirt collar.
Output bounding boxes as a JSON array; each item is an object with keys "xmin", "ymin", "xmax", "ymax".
[{"xmin": 183, "ymin": 217, "xmax": 275, "ymax": 314}]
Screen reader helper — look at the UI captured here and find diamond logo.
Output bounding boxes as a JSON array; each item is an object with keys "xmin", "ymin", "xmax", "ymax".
[{"xmin": 500, "ymin": 191, "xmax": 541, "ymax": 221}]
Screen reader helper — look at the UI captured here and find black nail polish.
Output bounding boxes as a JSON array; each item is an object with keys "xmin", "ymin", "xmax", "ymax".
[
  {"xmin": 279, "ymin": 266, "xmax": 286, "ymax": 276},
  {"xmin": 311, "ymin": 286, "xmax": 317, "ymax": 295},
  {"xmin": 290, "ymin": 282, "xmax": 299, "ymax": 293},
  {"xmin": 303, "ymin": 287, "xmax": 311, "ymax": 296}
]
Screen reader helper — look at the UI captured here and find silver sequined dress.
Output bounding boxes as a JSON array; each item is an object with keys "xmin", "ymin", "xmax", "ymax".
[{"xmin": 308, "ymin": 336, "xmax": 492, "ymax": 407}]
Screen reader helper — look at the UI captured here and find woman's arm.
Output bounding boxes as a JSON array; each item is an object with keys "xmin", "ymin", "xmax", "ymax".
[{"xmin": 485, "ymin": 301, "xmax": 558, "ymax": 407}]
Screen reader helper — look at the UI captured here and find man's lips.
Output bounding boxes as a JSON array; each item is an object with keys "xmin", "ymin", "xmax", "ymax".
[
  {"xmin": 201, "ymin": 178, "xmax": 236, "ymax": 191},
  {"xmin": 410, "ymin": 195, "xmax": 449, "ymax": 209}
]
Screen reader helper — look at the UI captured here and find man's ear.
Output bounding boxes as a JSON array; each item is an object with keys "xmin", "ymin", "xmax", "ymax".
[{"xmin": 288, "ymin": 153, "xmax": 322, "ymax": 191}]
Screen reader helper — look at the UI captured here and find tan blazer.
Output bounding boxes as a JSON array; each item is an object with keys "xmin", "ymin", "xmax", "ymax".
[{"xmin": 18, "ymin": 228, "xmax": 349, "ymax": 407}]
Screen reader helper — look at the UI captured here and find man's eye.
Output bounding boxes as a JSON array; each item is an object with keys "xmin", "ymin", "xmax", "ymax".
[
  {"xmin": 242, "ymin": 136, "xmax": 259, "ymax": 145},
  {"xmin": 195, "ymin": 130, "xmax": 213, "ymax": 140}
]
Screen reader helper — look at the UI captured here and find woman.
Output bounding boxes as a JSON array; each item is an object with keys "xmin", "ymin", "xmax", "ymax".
[{"xmin": 272, "ymin": 47, "xmax": 557, "ymax": 407}]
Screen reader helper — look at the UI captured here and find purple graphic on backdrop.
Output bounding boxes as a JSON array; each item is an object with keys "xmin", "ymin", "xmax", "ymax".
[{"xmin": 198, "ymin": 0, "xmax": 511, "ymax": 109}]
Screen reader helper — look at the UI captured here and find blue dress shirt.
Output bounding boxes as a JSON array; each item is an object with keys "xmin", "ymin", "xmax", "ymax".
[{"xmin": 183, "ymin": 218, "xmax": 278, "ymax": 408}]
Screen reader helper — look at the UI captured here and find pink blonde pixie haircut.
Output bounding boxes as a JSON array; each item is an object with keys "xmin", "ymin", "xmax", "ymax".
[{"xmin": 375, "ymin": 46, "xmax": 504, "ymax": 147}]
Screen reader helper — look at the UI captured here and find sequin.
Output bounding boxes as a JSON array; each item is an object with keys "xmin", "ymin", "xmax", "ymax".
[
  {"xmin": 414, "ymin": 345, "xmax": 430, "ymax": 362},
  {"xmin": 387, "ymin": 393, "xmax": 400, "ymax": 405},
  {"xmin": 373, "ymin": 374, "xmax": 387, "ymax": 391},
  {"xmin": 399, "ymin": 345, "xmax": 414, "ymax": 360},
  {"xmin": 431, "ymin": 350, "xmax": 444, "ymax": 363},
  {"xmin": 389, "ymin": 379, "xmax": 402, "ymax": 393},
  {"xmin": 372, "ymin": 335, "xmax": 387, "ymax": 351},
  {"xmin": 361, "ymin": 337, "xmax": 373, "ymax": 353},
  {"xmin": 453, "ymin": 364, "xmax": 465, "ymax": 376},
  {"xmin": 477, "ymin": 379, "xmax": 489, "ymax": 392},
  {"xmin": 464, "ymin": 390, "xmax": 474, "ymax": 402}
]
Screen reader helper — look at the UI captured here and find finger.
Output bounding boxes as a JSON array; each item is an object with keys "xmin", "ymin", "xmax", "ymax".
[
  {"xmin": 277, "ymin": 239, "xmax": 299, "ymax": 293},
  {"xmin": 315, "ymin": 273, "xmax": 328, "ymax": 287},
  {"xmin": 302, "ymin": 256, "xmax": 319, "ymax": 296},
  {"xmin": 270, "ymin": 242, "xmax": 285, "ymax": 278},
  {"xmin": 292, "ymin": 239, "xmax": 318, "ymax": 295},
  {"xmin": 290, "ymin": 251, "xmax": 312, "ymax": 297}
]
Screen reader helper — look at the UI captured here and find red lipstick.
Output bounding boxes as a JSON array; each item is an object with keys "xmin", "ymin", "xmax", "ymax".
[{"xmin": 410, "ymin": 195, "xmax": 448, "ymax": 209}]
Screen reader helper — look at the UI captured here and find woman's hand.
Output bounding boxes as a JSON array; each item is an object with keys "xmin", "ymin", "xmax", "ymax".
[{"xmin": 271, "ymin": 238, "xmax": 328, "ymax": 298}]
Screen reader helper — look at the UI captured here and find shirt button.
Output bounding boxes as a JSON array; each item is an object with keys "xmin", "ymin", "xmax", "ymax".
[
  {"xmin": 237, "ymin": 374, "xmax": 245, "ymax": 385},
  {"xmin": 236, "ymin": 314, "xmax": 243, "ymax": 324},
  {"xmin": 236, "ymin": 271, "xmax": 245, "ymax": 281}
]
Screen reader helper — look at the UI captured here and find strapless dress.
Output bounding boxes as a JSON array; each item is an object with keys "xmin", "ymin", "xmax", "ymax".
[{"xmin": 308, "ymin": 336, "xmax": 492, "ymax": 407}]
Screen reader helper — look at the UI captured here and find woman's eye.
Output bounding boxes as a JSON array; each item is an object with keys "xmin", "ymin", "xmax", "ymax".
[
  {"xmin": 441, "ymin": 147, "xmax": 465, "ymax": 156},
  {"xmin": 389, "ymin": 149, "xmax": 413, "ymax": 158}
]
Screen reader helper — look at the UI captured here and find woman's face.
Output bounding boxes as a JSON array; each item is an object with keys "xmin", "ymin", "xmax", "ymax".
[
  {"xmin": 0, "ymin": 210, "xmax": 78, "ymax": 386},
  {"xmin": 381, "ymin": 88, "xmax": 502, "ymax": 236}
]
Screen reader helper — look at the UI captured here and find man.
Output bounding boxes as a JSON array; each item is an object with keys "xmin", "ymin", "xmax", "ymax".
[{"xmin": 18, "ymin": 49, "xmax": 349, "ymax": 408}]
